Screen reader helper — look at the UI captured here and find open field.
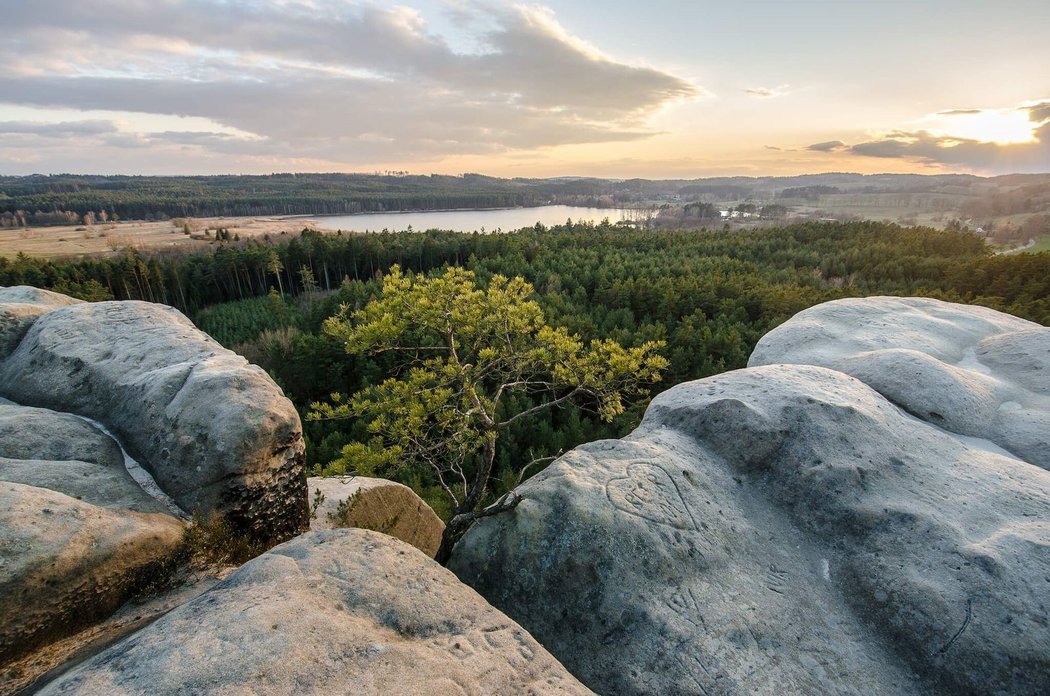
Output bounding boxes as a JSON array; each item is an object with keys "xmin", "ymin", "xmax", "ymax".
[
  {"xmin": 1029, "ymin": 235, "xmax": 1050, "ymax": 253},
  {"xmin": 804, "ymin": 192, "xmax": 967, "ymax": 228},
  {"xmin": 0, "ymin": 216, "xmax": 327, "ymax": 259}
]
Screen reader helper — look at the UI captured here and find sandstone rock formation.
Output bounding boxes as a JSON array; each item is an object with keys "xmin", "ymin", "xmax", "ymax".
[
  {"xmin": 749, "ymin": 296, "xmax": 1050, "ymax": 470},
  {"xmin": 40, "ymin": 530, "xmax": 593, "ymax": 696},
  {"xmin": 0, "ymin": 286, "xmax": 80, "ymax": 359},
  {"xmin": 0, "ymin": 399, "xmax": 188, "ymax": 665},
  {"xmin": 309, "ymin": 476, "xmax": 445, "ymax": 556},
  {"xmin": 450, "ymin": 300, "xmax": 1050, "ymax": 695},
  {"xmin": 0, "ymin": 286, "xmax": 311, "ymax": 673},
  {"xmin": 0, "ymin": 289, "xmax": 308, "ymax": 542},
  {"xmin": 0, "ymin": 400, "xmax": 172, "ymax": 514},
  {"xmin": 0, "ymin": 481, "xmax": 184, "ymax": 665}
]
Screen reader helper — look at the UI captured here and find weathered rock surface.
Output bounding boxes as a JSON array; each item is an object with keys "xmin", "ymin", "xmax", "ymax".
[
  {"xmin": 40, "ymin": 530, "xmax": 593, "ymax": 696},
  {"xmin": 0, "ymin": 400, "xmax": 186, "ymax": 667},
  {"xmin": 749, "ymin": 296, "xmax": 1050, "ymax": 470},
  {"xmin": 0, "ymin": 288, "xmax": 319, "ymax": 682},
  {"xmin": 0, "ymin": 291, "xmax": 308, "ymax": 542},
  {"xmin": 0, "ymin": 401, "xmax": 169, "ymax": 514},
  {"xmin": 452, "ymin": 359, "xmax": 1050, "ymax": 691},
  {"xmin": 0, "ymin": 286, "xmax": 80, "ymax": 359},
  {"xmin": 309, "ymin": 476, "xmax": 445, "ymax": 556},
  {"xmin": 0, "ymin": 481, "xmax": 185, "ymax": 665}
]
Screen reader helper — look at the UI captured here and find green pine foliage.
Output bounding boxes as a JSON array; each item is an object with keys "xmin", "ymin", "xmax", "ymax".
[
  {"xmin": 194, "ymin": 291, "xmax": 299, "ymax": 346},
  {"xmin": 307, "ymin": 265, "xmax": 667, "ymax": 561}
]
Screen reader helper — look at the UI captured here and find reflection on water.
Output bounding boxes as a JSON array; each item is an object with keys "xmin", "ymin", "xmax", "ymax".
[{"xmin": 309, "ymin": 205, "xmax": 648, "ymax": 234}]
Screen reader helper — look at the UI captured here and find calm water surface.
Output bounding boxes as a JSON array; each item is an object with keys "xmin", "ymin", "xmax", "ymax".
[{"xmin": 309, "ymin": 205, "xmax": 646, "ymax": 233}]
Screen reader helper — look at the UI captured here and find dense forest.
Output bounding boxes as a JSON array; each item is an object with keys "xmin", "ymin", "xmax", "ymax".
[
  {"xmin": 3, "ymin": 221, "xmax": 1048, "ymax": 515},
  {"xmin": 5, "ymin": 171, "xmax": 1047, "ymax": 230},
  {"xmin": 0, "ymin": 173, "xmax": 623, "ymax": 226}
]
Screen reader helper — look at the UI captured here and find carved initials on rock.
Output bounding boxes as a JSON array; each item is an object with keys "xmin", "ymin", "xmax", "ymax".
[{"xmin": 606, "ymin": 462, "xmax": 698, "ymax": 531}]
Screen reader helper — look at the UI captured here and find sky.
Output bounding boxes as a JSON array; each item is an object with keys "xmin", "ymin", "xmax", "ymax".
[{"xmin": 1, "ymin": 0, "xmax": 1048, "ymax": 178}]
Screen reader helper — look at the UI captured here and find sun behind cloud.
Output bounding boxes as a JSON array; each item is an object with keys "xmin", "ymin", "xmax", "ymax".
[
  {"xmin": 801, "ymin": 98, "xmax": 1049, "ymax": 174},
  {"xmin": 922, "ymin": 107, "xmax": 1039, "ymax": 145}
]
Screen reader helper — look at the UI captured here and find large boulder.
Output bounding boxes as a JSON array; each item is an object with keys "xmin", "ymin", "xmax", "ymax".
[
  {"xmin": 0, "ymin": 292, "xmax": 308, "ymax": 543},
  {"xmin": 309, "ymin": 476, "xmax": 445, "ymax": 556},
  {"xmin": 749, "ymin": 296, "xmax": 1050, "ymax": 470},
  {"xmin": 39, "ymin": 530, "xmax": 593, "ymax": 695},
  {"xmin": 0, "ymin": 286, "xmax": 81, "ymax": 359},
  {"xmin": 451, "ymin": 362, "xmax": 1050, "ymax": 692},
  {"xmin": 0, "ymin": 481, "xmax": 184, "ymax": 665}
]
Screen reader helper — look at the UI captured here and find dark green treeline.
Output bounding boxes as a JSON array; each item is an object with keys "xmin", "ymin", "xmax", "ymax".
[{"xmin": 0, "ymin": 173, "xmax": 619, "ymax": 226}]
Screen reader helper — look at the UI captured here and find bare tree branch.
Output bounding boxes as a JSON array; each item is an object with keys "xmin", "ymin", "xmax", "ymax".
[{"xmin": 517, "ymin": 451, "xmax": 562, "ymax": 485}]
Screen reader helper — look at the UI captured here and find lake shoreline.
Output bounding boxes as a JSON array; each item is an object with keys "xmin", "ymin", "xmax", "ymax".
[
  {"xmin": 1, "ymin": 206, "xmax": 649, "ymax": 260},
  {"xmin": 280, "ymin": 203, "xmax": 629, "ymax": 220},
  {"xmin": 286, "ymin": 204, "xmax": 647, "ymax": 234}
]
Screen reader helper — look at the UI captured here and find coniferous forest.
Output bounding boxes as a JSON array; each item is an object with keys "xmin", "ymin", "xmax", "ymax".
[
  {"xmin": 3, "ymin": 221, "xmax": 1048, "ymax": 515},
  {"xmin": 0, "ymin": 173, "xmax": 619, "ymax": 226}
]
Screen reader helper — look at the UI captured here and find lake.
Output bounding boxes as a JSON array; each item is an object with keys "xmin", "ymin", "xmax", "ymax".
[{"xmin": 308, "ymin": 205, "xmax": 646, "ymax": 233}]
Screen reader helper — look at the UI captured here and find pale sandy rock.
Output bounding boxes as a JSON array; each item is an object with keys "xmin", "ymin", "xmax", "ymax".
[
  {"xmin": 0, "ymin": 298, "xmax": 308, "ymax": 543},
  {"xmin": 0, "ymin": 289, "xmax": 310, "ymax": 674},
  {"xmin": 309, "ymin": 476, "xmax": 445, "ymax": 556},
  {"xmin": 0, "ymin": 400, "xmax": 184, "ymax": 667},
  {"xmin": 451, "ymin": 364, "xmax": 1050, "ymax": 695},
  {"xmin": 0, "ymin": 286, "xmax": 81, "ymax": 359},
  {"xmin": 0, "ymin": 482, "xmax": 185, "ymax": 665},
  {"xmin": 749, "ymin": 296, "xmax": 1050, "ymax": 469},
  {"xmin": 0, "ymin": 286, "xmax": 80, "ymax": 307},
  {"xmin": 39, "ymin": 530, "xmax": 593, "ymax": 696},
  {"xmin": 0, "ymin": 401, "xmax": 125, "ymax": 467},
  {"xmin": 0, "ymin": 402, "xmax": 168, "ymax": 514}
]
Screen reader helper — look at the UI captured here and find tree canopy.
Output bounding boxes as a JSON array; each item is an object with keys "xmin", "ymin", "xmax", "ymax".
[
  {"xmin": 7, "ymin": 220, "xmax": 1050, "ymax": 552},
  {"xmin": 309, "ymin": 265, "xmax": 667, "ymax": 562}
]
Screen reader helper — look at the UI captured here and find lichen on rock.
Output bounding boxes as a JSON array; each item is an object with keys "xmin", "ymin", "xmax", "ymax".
[{"xmin": 309, "ymin": 476, "xmax": 445, "ymax": 556}]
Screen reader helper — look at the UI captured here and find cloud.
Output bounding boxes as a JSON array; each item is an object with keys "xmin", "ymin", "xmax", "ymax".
[
  {"xmin": 806, "ymin": 140, "xmax": 847, "ymax": 152},
  {"xmin": 806, "ymin": 100, "xmax": 1050, "ymax": 173},
  {"xmin": 0, "ymin": 120, "xmax": 118, "ymax": 137},
  {"xmin": 745, "ymin": 84, "xmax": 790, "ymax": 98},
  {"xmin": 1026, "ymin": 101, "xmax": 1050, "ymax": 124},
  {"xmin": 0, "ymin": 1, "xmax": 701, "ymax": 171},
  {"xmin": 846, "ymin": 125, "xmax": 1049, "ymax": 172}
]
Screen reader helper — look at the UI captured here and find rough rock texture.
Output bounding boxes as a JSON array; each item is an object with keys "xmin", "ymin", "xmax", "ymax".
[
  {"xmin": 0, "ymin": 400, "xmax": 186, "ymax": 666},
  {"xmin": 0, "ymin": 286, "xmax": 81, "ymax": 359},
  {"xmin": 309, "ymin": 476, "xmax": 445, "ymax": 556},
  {"xmin": 40, "ymin": 530, "xmax": 593, "ymax": 696},
  {"xmin": 0, "ymin": 401, "xmax": 169, "ymax": 514},
  {"xmin": 0, "ymin": 292, "xmax": 308, "ymax": 542},
  {"xmin": 0, "ymin": 482, "xmax": 185, "ymax": 665},
  {"xmin": 749, "ymin": 296, "xmax": 1050, "ymax": 470},
  {"xmin": 451, "ymin": 361, "xmax": 1050, "ymax": 693}
]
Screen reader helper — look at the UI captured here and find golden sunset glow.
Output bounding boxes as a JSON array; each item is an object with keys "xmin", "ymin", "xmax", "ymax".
[{"xmin": 923, "ymin": 109, "xmax": 1039, "ymax": 144}]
